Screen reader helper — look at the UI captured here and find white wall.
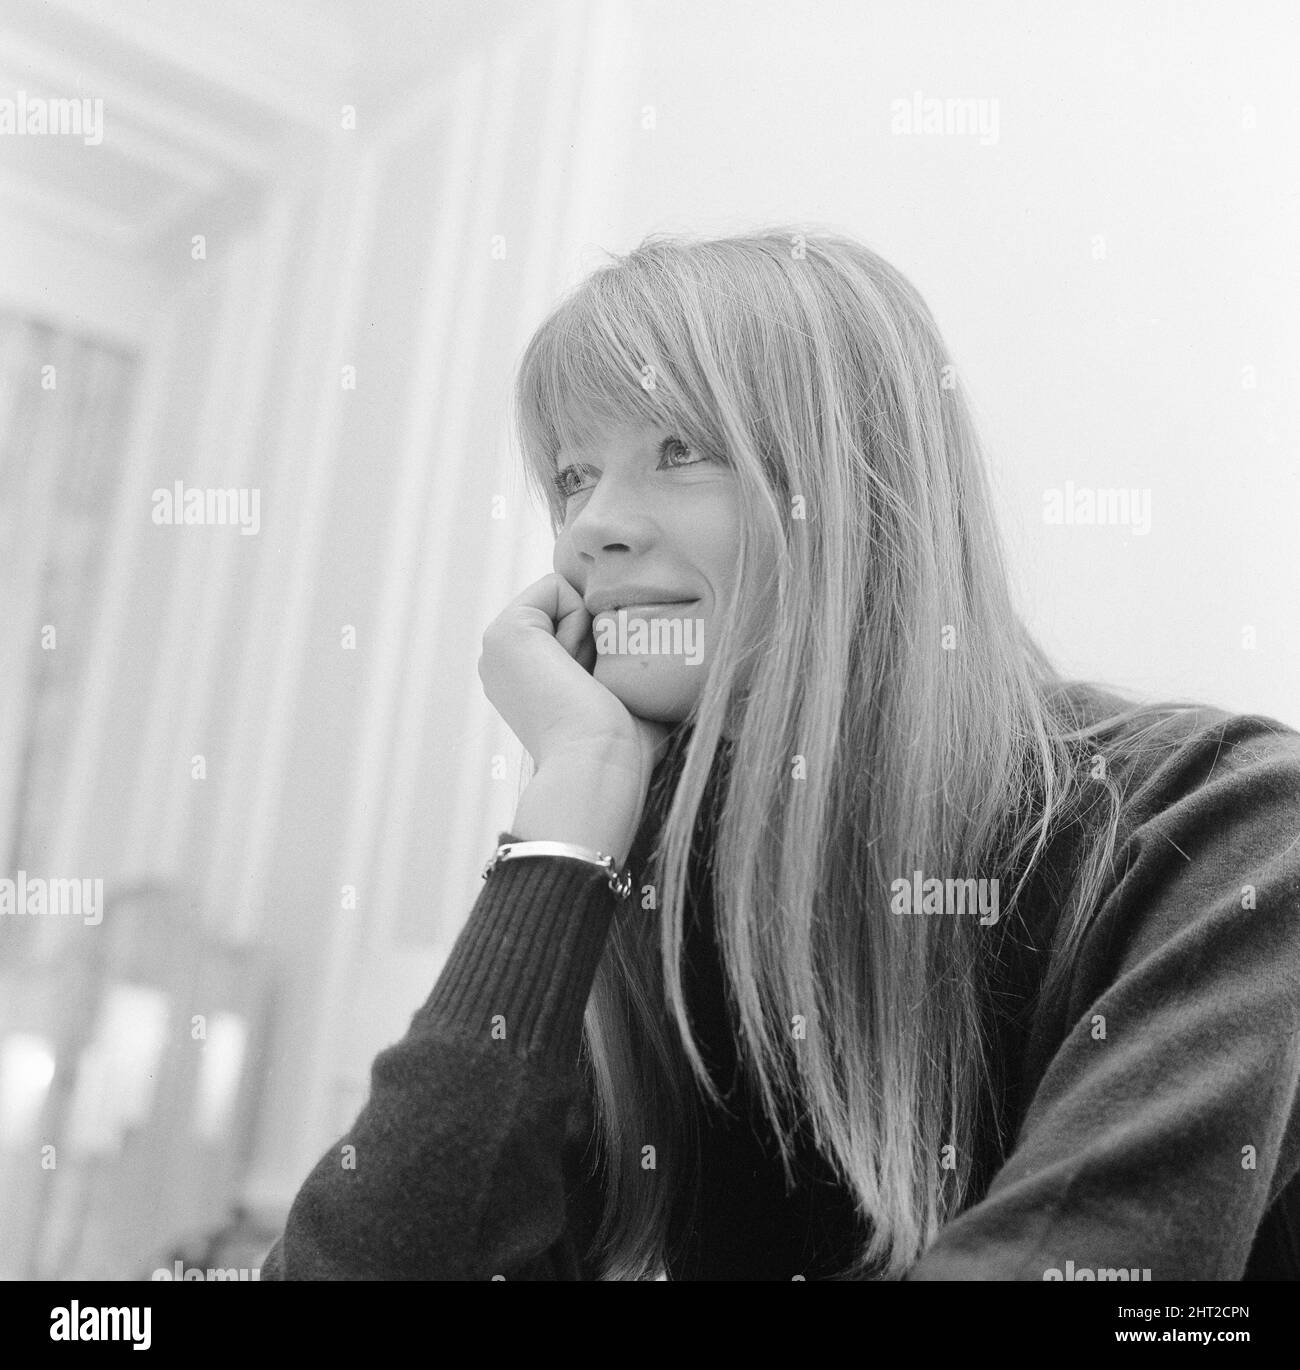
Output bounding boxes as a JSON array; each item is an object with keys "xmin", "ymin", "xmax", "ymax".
[{"xmin": 588, "ymin": 0, "xmax": 1300, "ymax": 723}]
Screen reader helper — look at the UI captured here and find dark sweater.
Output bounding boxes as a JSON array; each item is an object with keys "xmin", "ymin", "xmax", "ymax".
[{"xmin": 261, "ymin": 687, "xmax": 1300, "ymax": 1279}]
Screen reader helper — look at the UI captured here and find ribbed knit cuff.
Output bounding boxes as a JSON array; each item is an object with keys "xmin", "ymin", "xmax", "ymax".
[{"xmin": 418, "ymin": 832, "xmax": 619, "ymax": 1069}]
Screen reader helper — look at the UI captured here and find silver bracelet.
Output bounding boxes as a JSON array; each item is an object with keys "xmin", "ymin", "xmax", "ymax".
[{"xmin": 481, "ymin": 839, "xmax": 633, "ymax": 900}]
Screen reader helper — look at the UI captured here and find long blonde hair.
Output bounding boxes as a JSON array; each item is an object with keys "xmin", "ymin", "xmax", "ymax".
[{"xmin": 513, "ymin": 229, "xmax": 1201, "ymax": 1278}]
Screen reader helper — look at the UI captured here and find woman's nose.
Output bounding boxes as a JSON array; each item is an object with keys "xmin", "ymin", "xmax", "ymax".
[{"xmin": 566, "ymin": 471, "xmax": 652, "ymax": 554}]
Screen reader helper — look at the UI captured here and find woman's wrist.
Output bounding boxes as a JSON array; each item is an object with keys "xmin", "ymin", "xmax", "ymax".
[{"xmin": 510, "ymin": 741, "xmax": 649, "ymax": 868}]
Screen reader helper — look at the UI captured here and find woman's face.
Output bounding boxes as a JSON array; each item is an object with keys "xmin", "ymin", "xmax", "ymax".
[{"xmin": 552, "ymin": 418, "xmax": 744, "ymax": 724}]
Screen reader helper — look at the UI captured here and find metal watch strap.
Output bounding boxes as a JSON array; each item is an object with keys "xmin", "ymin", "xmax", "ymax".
[{"xmin": 481, "ymin": 839, "xmax": 633, "ymax": 899}]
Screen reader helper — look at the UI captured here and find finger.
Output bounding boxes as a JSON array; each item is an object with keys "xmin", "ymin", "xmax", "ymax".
[
  {"xmin": 509, "ymin": 573, "xmax": 562, "ymax": 617},
  {"xmin": 554, "ymin": 599, "xmax": 592, "ymax": 662},
  {"xmin": 550, "ymin": 570, "xmax": 585, "ymax": 619},
  {"xmin": 569, "ymin": 625, "xmax": 597, "ymax": 673},
  {"xmin": 503, "ymin": 574, "xmax": 569, "ymax": 641},
  {"xmin": 501, "ymin": 573, "xmax": 593, "ymax": 670},
  {"xmin": 549, "ymin": 572, "xmax": 596, "ymax": 666}
]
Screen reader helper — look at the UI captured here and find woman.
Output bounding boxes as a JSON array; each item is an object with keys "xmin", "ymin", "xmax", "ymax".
[{"xmin": 262, "ymin": 231, "xmax": 1300, "ymax": 1280}]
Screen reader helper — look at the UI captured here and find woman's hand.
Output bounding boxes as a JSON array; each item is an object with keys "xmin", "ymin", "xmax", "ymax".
[
  {"xmin": 479, "ymin": 572, "xmax": 672, "ymax": 771},
  {"xmin": 478, "ymin": 573, "xmax": 673, "ymax": 863}
]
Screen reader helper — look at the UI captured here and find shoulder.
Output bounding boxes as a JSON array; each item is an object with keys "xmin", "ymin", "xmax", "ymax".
[
  {"xmin": 1049, "ymin": 680, "xmax": 1300, "ymax": 840},
  {"xmin": 1039, "ymin": 683, "xmax": 1300, "ymax": 1020},
  {"xmin": 1098, "ymin": 694, "xmax": 1300, "ymax": 888}
]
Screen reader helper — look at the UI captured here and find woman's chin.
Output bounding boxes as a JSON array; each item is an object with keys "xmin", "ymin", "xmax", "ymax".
[{"xmin": 592, "ymin": 656, "xmax": 700, "ymax": 725}]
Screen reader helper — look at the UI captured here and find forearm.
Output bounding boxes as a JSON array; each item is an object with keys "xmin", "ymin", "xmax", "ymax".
[{"xmin": 261, "ymin": 852, "xmax": 617, "ymax": 1280}]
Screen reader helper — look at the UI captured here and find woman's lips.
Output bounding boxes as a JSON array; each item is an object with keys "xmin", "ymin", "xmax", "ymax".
[{"xmin": 592, "ymin": 599, "xmax": 699, "ymax": 619}]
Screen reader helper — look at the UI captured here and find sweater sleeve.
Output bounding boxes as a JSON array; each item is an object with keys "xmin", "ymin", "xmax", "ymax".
[
  {"xmin": 904, "ymin": 716, "xmax": 1300, "ymax": 1281},
  {"xmin": 259, "ymin": 835, "xmax": 612, "ymax": 1280}
]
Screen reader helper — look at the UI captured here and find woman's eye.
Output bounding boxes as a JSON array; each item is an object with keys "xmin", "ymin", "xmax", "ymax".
[
  {"xmin": 551, "ymin": 436, "xmax": 708, "ymax": 502},
  {"xmin": 658, "ymin": 435, "xmax": 704, "ymax": 469},
  {"xmin": 552, "ymin": 465, "xmax": 588, "ymax": 499}
]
